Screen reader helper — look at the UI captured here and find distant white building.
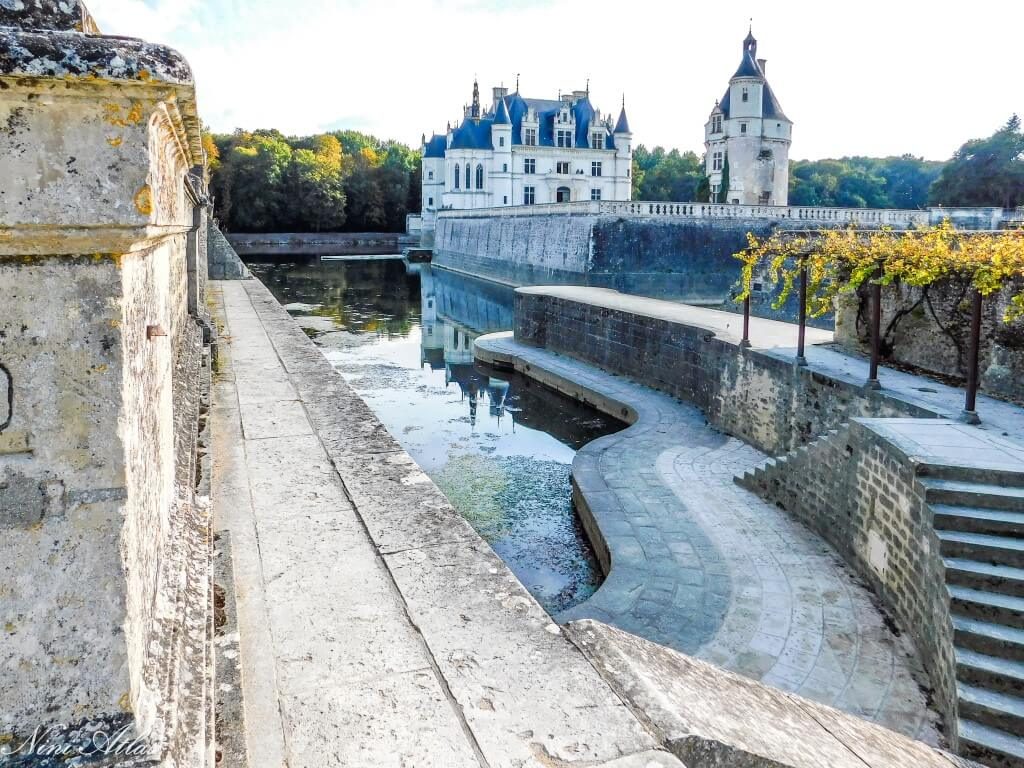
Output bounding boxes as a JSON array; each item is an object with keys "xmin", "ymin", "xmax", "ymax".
[
  {"xmin": 705, "ymin": 29, "xmax": 793, "ymax": 206},
  {"xmin": 421, "ymin": 81, "xmax": 633, "ymax": 224}
]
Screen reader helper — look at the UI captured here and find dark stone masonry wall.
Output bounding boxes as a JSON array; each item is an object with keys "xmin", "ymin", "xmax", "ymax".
[
  {"xmin": 835, "ymin": 278, "xmax": 1024, "ymax": 405},
  {"xmin": 514, "ymin": 291, "xmax": 934, "ymax": 456},
  {"xmin": 740, "ymin": 422, "xmax": 958, "ymax": 748},
  {"xmin": 208, "ymin": 222, "xmax": 250, "ymax": 280}
]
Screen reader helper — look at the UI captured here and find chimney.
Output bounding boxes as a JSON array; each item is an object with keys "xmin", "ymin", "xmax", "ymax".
[
  {"xmin": 757, "ymin": 58, "xmax": 767, "ymax": 75},
  {"xmin": 493, "ymin": 86, "xmax": 508, "ymax": 106},
  {"xmin": 572, "ymin": 89, "xmax": 587, "ymax": 102}
]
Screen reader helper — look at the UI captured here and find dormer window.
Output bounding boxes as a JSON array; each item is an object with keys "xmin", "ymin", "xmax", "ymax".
[
  {"xmin": 711, "ymin": 115, "xmax": 722, "ymax": 133},
  {"xmin": 742, "ymin": 87, "xmax": 749, "ymax": 102},
  {"xmin": 592, "ymin": 133, "xmax": 604, "ymax": 149},
  {"xmin": 523, "ymin": 128, "xmax": 537, "ymax": 146},
  {"xmin": 556, "ymin": 129, "xmax": 572, "ymax": 148}
]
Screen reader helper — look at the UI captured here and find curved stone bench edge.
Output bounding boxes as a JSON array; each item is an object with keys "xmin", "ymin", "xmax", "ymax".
[{"xmin": 474, "ymin": 331, "xmax": 664, "ymax": 625}]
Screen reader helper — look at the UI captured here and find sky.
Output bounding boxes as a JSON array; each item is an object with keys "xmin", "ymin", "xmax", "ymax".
[{"xmin": 87, "ymin": 0, "xmax": 1023, "ymax": 161}]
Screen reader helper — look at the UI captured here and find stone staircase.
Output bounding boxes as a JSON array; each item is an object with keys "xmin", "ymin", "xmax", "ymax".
[
  {"xmin": 738, "ymin": 425, "xmax": 1024, "ymax": 767},
  {"xmin": 925, "ymin": 469, "xmax": 1024, "ymax": 768}
]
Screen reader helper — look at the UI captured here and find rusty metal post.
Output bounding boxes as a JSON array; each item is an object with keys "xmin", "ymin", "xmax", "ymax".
[
  {"xmin": 741, "ymin": 295, "xmax": 752, "ymax": 348},
  {"xmin": 962, "ymin": 289, "xmax": 983, "ymax": 424},
  {"xmin": 796, "ymin": 264, "xmax": 808, "ymax": 366},
  {"xmin": 867, "ymin": 266, "xmax": 882, "ymax": 390}
]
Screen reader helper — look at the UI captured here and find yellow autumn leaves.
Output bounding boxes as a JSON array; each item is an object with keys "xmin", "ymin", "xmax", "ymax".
[{"xmin": 735, "ymin": 222, "xmax": 1024, "ymax": 321}]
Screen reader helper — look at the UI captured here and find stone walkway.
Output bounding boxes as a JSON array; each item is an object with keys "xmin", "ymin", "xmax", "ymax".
[
  {"xmin": 210, "ymin": 280, "xmax": 681, "ymax": 768},
  {"xmin": 475, "ymin": 332, "xmax": 942, "ymax": 744}
]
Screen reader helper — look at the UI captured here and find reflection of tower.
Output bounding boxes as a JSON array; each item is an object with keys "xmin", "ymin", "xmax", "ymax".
[
  {"xmin": 419, "ymin": 266, "xmax": 445, "ymax": 369},
  {"xmin": 487, "ymin": 377, "xmax": 509, "ymax": 418}
]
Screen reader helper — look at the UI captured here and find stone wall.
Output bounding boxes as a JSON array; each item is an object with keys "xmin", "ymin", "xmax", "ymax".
[
  {"xmin": 434, "ymin": 204, "xmax": 1010, "ymax": 315},
  {"xmin": 209, "ymin": 221, "xmax": 251, "ymax": 280},
  {"xmin": 738, "ymin": 421, "xmax": 958, "ymax": 749},
  {"xmin": 835, "ymin": 279, "xmax": 1024, "ymax": 405},
  {"xmin": 227, "ymin": 230, "xmax": 412, "ymax": 256},
  {"xmin": 0, "ymin": 4, "xmax": 212, "ymax": 765},
  {"xmin": 514, "ymin": 289, "xmax": 935, "ymax": 456}
]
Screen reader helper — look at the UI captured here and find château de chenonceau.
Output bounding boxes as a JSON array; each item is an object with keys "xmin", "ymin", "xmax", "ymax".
[{"xmin": 2, "ymin": 4, "xmax": 1024, "ymax": 768}]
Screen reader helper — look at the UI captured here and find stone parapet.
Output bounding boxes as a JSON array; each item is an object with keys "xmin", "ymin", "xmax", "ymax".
[{"xmin": 0, "ymin": 4, "xmax": 212, "ymax": 765}]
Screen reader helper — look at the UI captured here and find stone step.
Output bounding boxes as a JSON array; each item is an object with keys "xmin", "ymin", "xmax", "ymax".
[
  {"xmin": 959, "ymin": 718, "xmax": 1024, "ymax": 768},
  {"xmin": 958, "ymin": 682, "xmax": 1024, "ymax": 737},
  {"xmin": 956, "ymin": 646, "xmax": 1024, "ymax": 696},
  {"xmin": 953, "ymin": 615, "xmax": 1024, "ymax": 662},
  {"xmin": 938, "ymin": 531, "xmax": 1024, "ymax": 570},
  {"xmin": 922, "ymin": 478, "xmax": 1024, "ymax": 512},
  {"xmin": 947, "ymin": 585, "xmax": 1024, "ymax": 629},
  {"xmin": 945, "ymin": 558, "xmax": 1024, "ymax": 598},
  {"xmin": 919, "ymin": 463, "xmax": 1024, "ymax": 489},
  {"xmin": 933, "ymin": 504, "xmax": 1024, "ymax": 536}
]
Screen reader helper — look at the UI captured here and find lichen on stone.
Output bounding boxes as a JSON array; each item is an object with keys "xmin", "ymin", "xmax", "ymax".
[{"xmin": 0, "ymin": 27, "xmax": 193, "ymax": 85}]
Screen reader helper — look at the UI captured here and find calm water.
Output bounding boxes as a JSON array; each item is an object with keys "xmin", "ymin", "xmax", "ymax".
[{"xmin": 247, "ymin": 259, "xmax": 619, "ymax": 615}]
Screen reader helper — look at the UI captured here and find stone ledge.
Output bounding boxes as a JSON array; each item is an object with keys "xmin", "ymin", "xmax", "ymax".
[
  {"xmin": 566, "ymin": 619, "xmax": 978, "ymax": 768},
  {"xmin": 0, "ymin": 27, "xmax": 191, "ymax": 84},
  {"xmin": 0, "ymin": 0, "xmax": 100, "ymax": 34}
]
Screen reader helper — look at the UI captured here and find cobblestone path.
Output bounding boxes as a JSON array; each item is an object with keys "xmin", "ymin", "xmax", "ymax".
[{"xmin": 475, "ymin": 332, "xmax": 942, "ymax": 745}]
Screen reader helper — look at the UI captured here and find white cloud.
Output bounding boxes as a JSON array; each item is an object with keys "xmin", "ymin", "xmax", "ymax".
[{"xmin": 86, "ymin": 0, "xmax": 1023, "ymax": 160}]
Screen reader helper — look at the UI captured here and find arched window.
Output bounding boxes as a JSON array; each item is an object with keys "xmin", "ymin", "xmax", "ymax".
[
  {"xmin": 475, "ymin": 164, "xmax": 484, "ymax": 189},
  {"xmin": 454, "ymin": 164, "xmax": 460, "ymax": 189},
  {"xmin": 465, "ymin": 164, "xmax": 471, "ymax": 189}
]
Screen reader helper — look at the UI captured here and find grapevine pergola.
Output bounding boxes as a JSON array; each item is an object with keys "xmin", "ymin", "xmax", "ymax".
[{"xmin": 733, "ymin": 222, "xmax": 1024, "ymax": 422}]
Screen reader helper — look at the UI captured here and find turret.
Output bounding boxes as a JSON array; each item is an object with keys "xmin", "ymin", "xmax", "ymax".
[
  {"xmin": 491, "ymin": 97, "xmax": 513, "ymax": 206},
  {"xmin": 704, "ymin": 28, "xmax": 792, "ymax": 206},
  {"xmin": 614, "ymin": 98, "xmax": 633, "ymax": 201}
]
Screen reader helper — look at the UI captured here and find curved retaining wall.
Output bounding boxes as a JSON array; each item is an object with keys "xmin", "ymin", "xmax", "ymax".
[{"xmin": 502, "ymin": 286, "xmax": 1012, "ymax": 749}]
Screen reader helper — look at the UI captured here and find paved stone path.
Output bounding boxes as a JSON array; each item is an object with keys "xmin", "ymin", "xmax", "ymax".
[
  {"xmin": 476, "ymin": 332, "xmax": 942, "ymax": 744},
  {"xmin": 210, "ymin": 281, "xmax": 682, "ymax": 768}
]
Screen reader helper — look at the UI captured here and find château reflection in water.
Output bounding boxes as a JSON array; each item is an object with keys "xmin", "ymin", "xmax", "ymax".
[{"xmin": 246, "ymin": 257, "xmax": 621, "ymax": 615}]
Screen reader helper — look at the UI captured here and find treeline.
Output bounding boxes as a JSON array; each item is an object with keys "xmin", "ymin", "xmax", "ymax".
[
  {"xmin": 631, "ymin": 115, "xmax": 1024, "ymax": 210},
  {"xmin": 206, "ymin": 129, "xmax": 421, "ymax": 233}
]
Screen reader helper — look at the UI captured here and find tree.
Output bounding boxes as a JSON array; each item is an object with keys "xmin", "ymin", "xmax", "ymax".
[
  {"xmin": 221, "ymin": 133, "xmax": 293, "ymax": 232},
  {"xmin": 631, "ymin": 145, "xmax": 705, "ymax": 201},
  {"xmin": 718, "ymin": 153, "xmax": 729, "ymax": 203},
  {"xmin": 930, "ymin": 115, "xmax": 1024, "ymax": 209},
  {"xmin": 281, "ymin": 138, "xmax": 346, "ymax": 232},
  {"xmin": 207, "ymin": 128, "xmax": 420, "ymax": 233}
]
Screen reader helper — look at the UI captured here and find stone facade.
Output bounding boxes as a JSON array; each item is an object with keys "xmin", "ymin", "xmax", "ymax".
[
  {"xmin": 835, "ymin": 278, "xmax": 1024, "ymax": 405},
  {"xmin": 0, "ymin": 3, "xmax": 213, "ymax": 765},
  {"xmin": 421, "ymin": 82, "xmax": 632, "ymax": 226}
]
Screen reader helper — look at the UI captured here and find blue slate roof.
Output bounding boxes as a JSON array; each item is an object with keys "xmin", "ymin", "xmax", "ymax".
[
  {"xmin": 732, "ymin": 49, "xmax": 762, "ymax": 79},
  {"xmin": 493, "ymin": 97, "xmax": 510, "ymax": 125},
  {"xmin": 762, "ymin": 82, "xmax": 788, "ymax": 121},
  {"xmin": 450, "ymin": 115, "xmax": 495, "ymax": 149},
  {"xmin": 424, "ymin": 134, "xmax": 447, "ymax": 158},
  {"xmin": 718, "ymin": 80, "xmax": 788, "ymax": 122},
  {"xmin": 434, "ymin": 90, "xmax": 619, "ymax": 157},
  {"xmin": 615, "ymin": 106, "xmax": 631, "ymax": 134}
]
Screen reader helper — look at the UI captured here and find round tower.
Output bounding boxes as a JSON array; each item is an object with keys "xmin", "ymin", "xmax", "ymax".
[{"xmin": 704, "ymin": 28, "xmax": 792, "ymax": 206}]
